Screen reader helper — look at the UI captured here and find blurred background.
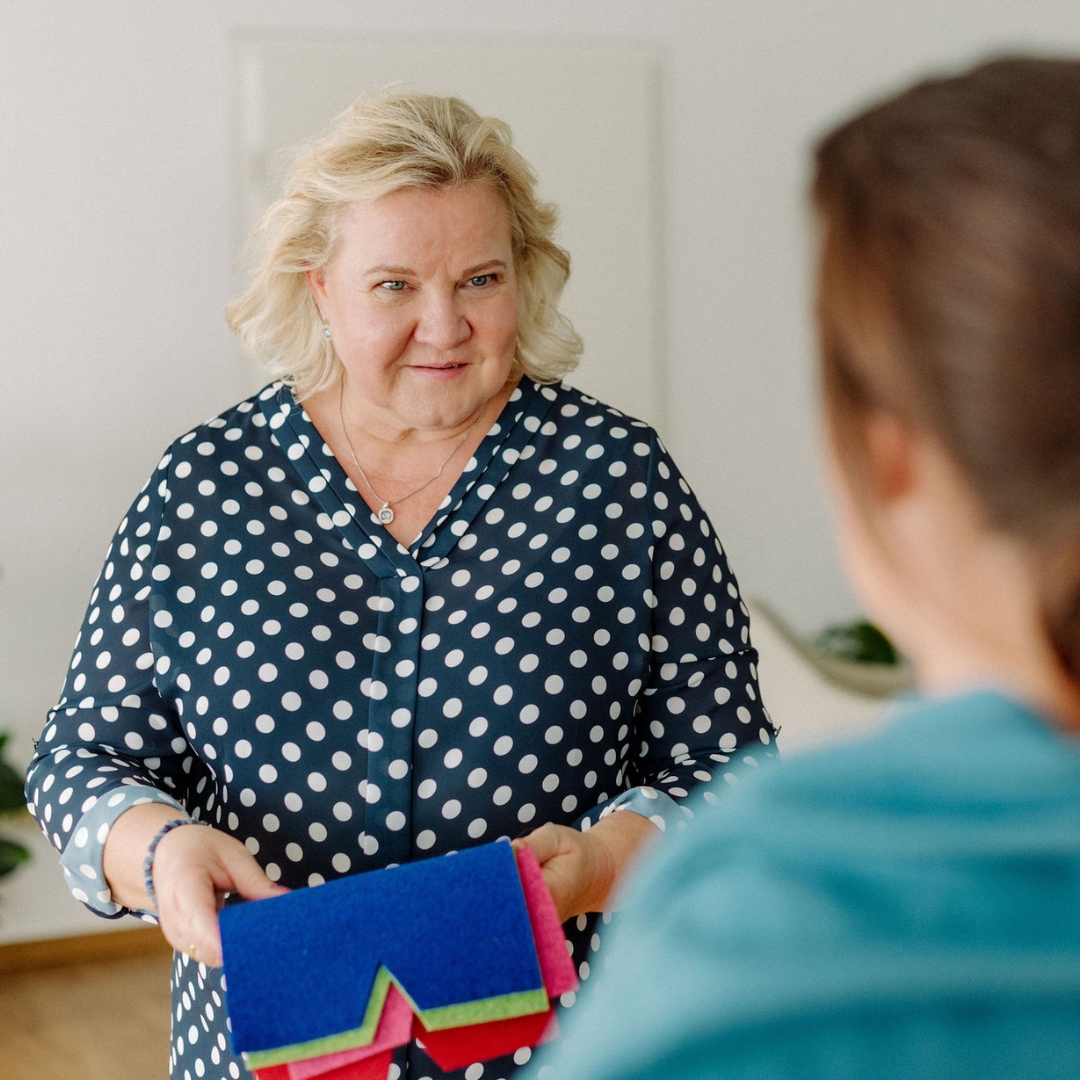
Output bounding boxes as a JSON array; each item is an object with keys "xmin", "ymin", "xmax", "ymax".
[{"xmin": 3, "ymin": 1, "xmax": 1080, "ymax": 952}]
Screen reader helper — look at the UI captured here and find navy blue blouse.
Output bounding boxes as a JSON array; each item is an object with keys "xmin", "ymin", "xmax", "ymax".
[{"xmin": 27, "ymin": 379, "xmax": 774, "ymax": 1080}]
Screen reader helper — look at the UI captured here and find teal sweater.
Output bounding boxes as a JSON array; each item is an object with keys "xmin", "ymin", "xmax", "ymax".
[{"xmin": 523, "ymin": 692, "xmax": 1080, "ymax": 1079}]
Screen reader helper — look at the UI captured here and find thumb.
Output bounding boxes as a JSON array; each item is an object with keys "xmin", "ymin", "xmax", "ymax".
[{"xmin": 213, "ymin": 846, "xmax": 289, "ymax": 901}]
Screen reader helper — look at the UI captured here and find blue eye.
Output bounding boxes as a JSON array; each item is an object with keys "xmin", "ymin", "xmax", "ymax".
[
  {"xmin": 468, "ymin": 274, "xmax": 494, "ymax": 287},
  {"xmin": 380, "ymin": 280, "xmax": 407, "ymax": 292}
]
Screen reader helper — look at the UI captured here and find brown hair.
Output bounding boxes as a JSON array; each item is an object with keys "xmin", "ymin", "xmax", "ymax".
[{"xmin": 812, "ymin": 56, "xmax": 1080, "ymax": 679}]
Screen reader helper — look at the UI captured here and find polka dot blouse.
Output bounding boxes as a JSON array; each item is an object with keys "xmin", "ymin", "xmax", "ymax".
[{"xmin": 27, "ymin": 379, "xmax": 774, "ymax": 1080}]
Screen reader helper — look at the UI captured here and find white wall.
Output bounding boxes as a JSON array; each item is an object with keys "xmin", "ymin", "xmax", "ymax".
[{"xmin": 3, "ymin": 0, "xmax": 1080, "ymax": 792}]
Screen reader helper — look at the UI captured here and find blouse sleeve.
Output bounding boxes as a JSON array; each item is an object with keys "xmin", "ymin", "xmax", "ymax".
[
  {"xmin": 577, "ymin": 429, "xmax": 775, "ymax": 836},
  {"xmin": 24, "ymin": 446, "xmax": 199, "ymax": 918}
]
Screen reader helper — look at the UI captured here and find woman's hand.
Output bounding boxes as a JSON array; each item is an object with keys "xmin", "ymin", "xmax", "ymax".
[
  {"xmin": 102, "ymin": 803, "xmax": 287, "ymax": 967},
  {"xmin": 513, "ymin": 811, "xmax": 659, "ymax": 923}
]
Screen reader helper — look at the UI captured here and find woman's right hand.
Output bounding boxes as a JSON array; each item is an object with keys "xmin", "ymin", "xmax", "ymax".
[{"xmin": 102, "ymin": 802, "xmax": 287, "ymax": 967}]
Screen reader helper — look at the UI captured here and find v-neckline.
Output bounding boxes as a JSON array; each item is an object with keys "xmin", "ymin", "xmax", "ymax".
[{"xmin": 259, "ymin": 380, "xmax": 560, "ymax": 578}]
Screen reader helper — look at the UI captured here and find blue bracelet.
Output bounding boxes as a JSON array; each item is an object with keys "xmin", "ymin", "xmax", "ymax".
[{"xmin": 143, "ymin": 817, "xmax": 210, "ymax": 911}]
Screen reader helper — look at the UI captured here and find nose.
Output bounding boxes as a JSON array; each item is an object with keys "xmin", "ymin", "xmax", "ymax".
[{"xmin": 412, "ymin": 289, "xmax": 471, "ymax": 351}]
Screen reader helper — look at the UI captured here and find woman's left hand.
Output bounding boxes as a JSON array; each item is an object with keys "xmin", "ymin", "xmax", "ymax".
[{"xmin": 513, "ymin": 811, "xmax": 660, "ymax": 923}]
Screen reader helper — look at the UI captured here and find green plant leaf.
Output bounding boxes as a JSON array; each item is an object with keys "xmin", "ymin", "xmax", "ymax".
[
  {"xmin": 813, "ymin": 620, "xmax": 900, "ymax": 666},
  {"xmin": 0, "ymin": 733, "xmax": 27, "ymax": 815},
  {"xmin": 0, "ymin": 837, "xmax": 30, "ymax": 878}
]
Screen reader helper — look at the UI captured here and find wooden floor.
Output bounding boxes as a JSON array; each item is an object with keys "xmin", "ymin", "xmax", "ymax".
[{"xmin": 0, "ymin": 931, "xmax": 173, "ymax": 1080}]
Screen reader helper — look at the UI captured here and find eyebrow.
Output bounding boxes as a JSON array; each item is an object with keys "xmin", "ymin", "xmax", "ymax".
[{"xmin": 363, "ymin": 260, "xmax": 508, "ymax": 278}]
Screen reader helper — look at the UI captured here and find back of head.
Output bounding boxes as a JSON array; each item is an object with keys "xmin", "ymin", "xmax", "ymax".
[
  {"xmin": 813, "ymin": 56, "xmax": 1080, "ymax": 682},
  {"xmin": 229, "ymin": 89, "xmax": 581, "ymax": 397}
]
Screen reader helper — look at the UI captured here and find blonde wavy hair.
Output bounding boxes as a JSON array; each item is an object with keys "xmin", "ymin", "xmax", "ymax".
[{"xmin": 228, "ymin": 89, "xmax": 583, "ymax": 398}]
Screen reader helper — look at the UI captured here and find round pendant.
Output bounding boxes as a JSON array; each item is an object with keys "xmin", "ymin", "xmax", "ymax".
[{"xmin": 377, "ymin": 505, "xmax": 395, "ymax": 525}]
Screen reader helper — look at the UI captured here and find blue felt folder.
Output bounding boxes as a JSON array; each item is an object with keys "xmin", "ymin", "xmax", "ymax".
[{"xmin": 219, "ymin": 839, "xmax": 545, "ymax": 1054}]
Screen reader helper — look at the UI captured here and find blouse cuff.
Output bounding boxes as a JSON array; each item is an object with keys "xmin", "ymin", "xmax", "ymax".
[
  {"xmin": 576, "ymin": 785, "xmax": 692, "ymax": 836},
  {"xmin": 58, "ymin": 784, "xmax": 187, "ymax": 918}
]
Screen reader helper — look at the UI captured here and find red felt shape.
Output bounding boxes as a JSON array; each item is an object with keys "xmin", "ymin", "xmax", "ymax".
[
  {"xmin": 269, "ymin": 1052, "xmax": 393, "ymax": 1080},
  {"xmin": 417, "ymin": 1006, "xmax": 557, "ymax": 1072},
  {"xmin": 257, "ymin": 1050, "xmax": 394, "ymax": 1080},
  {"xmin": 330, "ymin": 1051, "xmax": 394, "ymax": 1080}
]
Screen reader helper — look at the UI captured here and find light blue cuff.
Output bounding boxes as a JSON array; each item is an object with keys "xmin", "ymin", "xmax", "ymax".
[
  {"xmin": 59, "ymin": 783, "xmax": 187, "ymax": 917},
  {"xmin": 579, "ymin": 785, "xmax": 692, "ymax": 836}
]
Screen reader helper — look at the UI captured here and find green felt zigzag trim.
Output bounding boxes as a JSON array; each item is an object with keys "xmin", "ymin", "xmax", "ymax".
[
  {"xmin": 242, "ymin": 966, "xmax": 549, "ymax": 1069},
  {"xmin": 243, "ymin": 967, "xmax": 392, "ymax": 1069},
  {"xmin": 410, "ymin": 987, "xmax": 549, "ymax": 1031}
]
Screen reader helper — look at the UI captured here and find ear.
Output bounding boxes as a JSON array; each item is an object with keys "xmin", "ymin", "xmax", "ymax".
[
  {"xmin": 305, "ymin": 267, "xmax": 328, "ymax": 317},
  {"xmin": 861, "ymin": 410, "xmax": 916, "ymax": 505}
]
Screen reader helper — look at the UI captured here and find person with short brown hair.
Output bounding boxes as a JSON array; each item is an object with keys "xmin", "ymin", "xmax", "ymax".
[{"xmin": 521, "ymin": 55, "xmax": 1080, "ymax": 1080}]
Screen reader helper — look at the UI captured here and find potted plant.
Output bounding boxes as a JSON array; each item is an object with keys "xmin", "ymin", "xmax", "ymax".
[
  {"xmin": 0, "ymin": 733, "xmax": 29, "ymax": 881},
  {"xmin": 752, "ymin": 601, "xmax": 914, "ymax": 699}
]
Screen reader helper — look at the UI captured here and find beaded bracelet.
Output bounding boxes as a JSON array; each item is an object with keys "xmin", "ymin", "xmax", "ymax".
[{"xmin": 143, "ymin": 817, "xmax": 210, "ymax": 911}]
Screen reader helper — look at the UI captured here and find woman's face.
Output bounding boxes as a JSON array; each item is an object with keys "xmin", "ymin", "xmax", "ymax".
[{"xmin": 307, "ymin": 183, "xmax": 519, "ymax": 434}]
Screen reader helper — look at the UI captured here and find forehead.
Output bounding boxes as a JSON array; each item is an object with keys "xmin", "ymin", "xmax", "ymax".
[{"xmin": 332, "ymin": 183, "xmax": 512, "ymax": 266}]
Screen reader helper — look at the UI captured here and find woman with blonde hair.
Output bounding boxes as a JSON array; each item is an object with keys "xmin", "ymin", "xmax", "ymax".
[
  {"xmin": 26, "ymin": 90, "xmax": 771, "ymax": 1080},
  {"xmin": 521, "ymin": 55, "xmax": 1080, "ymax": 1080}
]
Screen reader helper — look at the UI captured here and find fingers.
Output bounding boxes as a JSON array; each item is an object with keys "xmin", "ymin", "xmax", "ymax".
[
  {"xmin": 164, "ymin": 865, "xmax": 227, "ymax": 967},
  {"xmin": 513, "ymin": 822, "xmax": 569, "ymax": 865},
  {"xmin": 153, "ymin": 825, "xmax": 287, "ymax": 968},
  {"xmin": 212, "ymin": 844, "xmax": 290, "ymax": 902},
  {"xmin": 514, "ymin": 823, "xmax": 596, "ymax": 922}
]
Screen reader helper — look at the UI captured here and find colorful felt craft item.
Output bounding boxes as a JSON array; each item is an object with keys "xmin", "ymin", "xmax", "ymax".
[
  {"xmin": 225, "ymin": 840, "xmax": 577, "ymax": 1078},
  {"xmin": 220, "ymin": 840, "xmax": 545, "ymax": 1057},
  {"xmin": 243, "ymin": 967, "xmax": 549, "ymax": 1069}
]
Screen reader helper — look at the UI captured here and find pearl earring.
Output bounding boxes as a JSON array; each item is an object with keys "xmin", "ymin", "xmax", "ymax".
[{"xmin": 322, "ymin": 324, "xmax": 332, "ymax": 341}]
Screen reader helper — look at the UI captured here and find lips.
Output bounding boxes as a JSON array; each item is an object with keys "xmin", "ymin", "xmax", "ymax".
[{"xmin": 411, "ymin": 361, "xmax": 470, "ymax": 377}]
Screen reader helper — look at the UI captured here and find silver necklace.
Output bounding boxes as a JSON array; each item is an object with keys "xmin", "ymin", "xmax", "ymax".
[{"xmin": 337, "ymin": 374, "xmax": 485, "ymax": 526}]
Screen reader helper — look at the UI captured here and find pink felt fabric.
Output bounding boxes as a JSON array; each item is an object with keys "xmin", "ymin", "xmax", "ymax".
[
  {"xmin": 515, "ymin": 846, "xmax": 580, "ymax": 997},
  {"xmin": 258, "ymin": 1052, "xmax": 393, "ymax": 1080},
  {"xmin": 286, "ymin": 985, "xmax": 414, "ymax": 1079}
]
